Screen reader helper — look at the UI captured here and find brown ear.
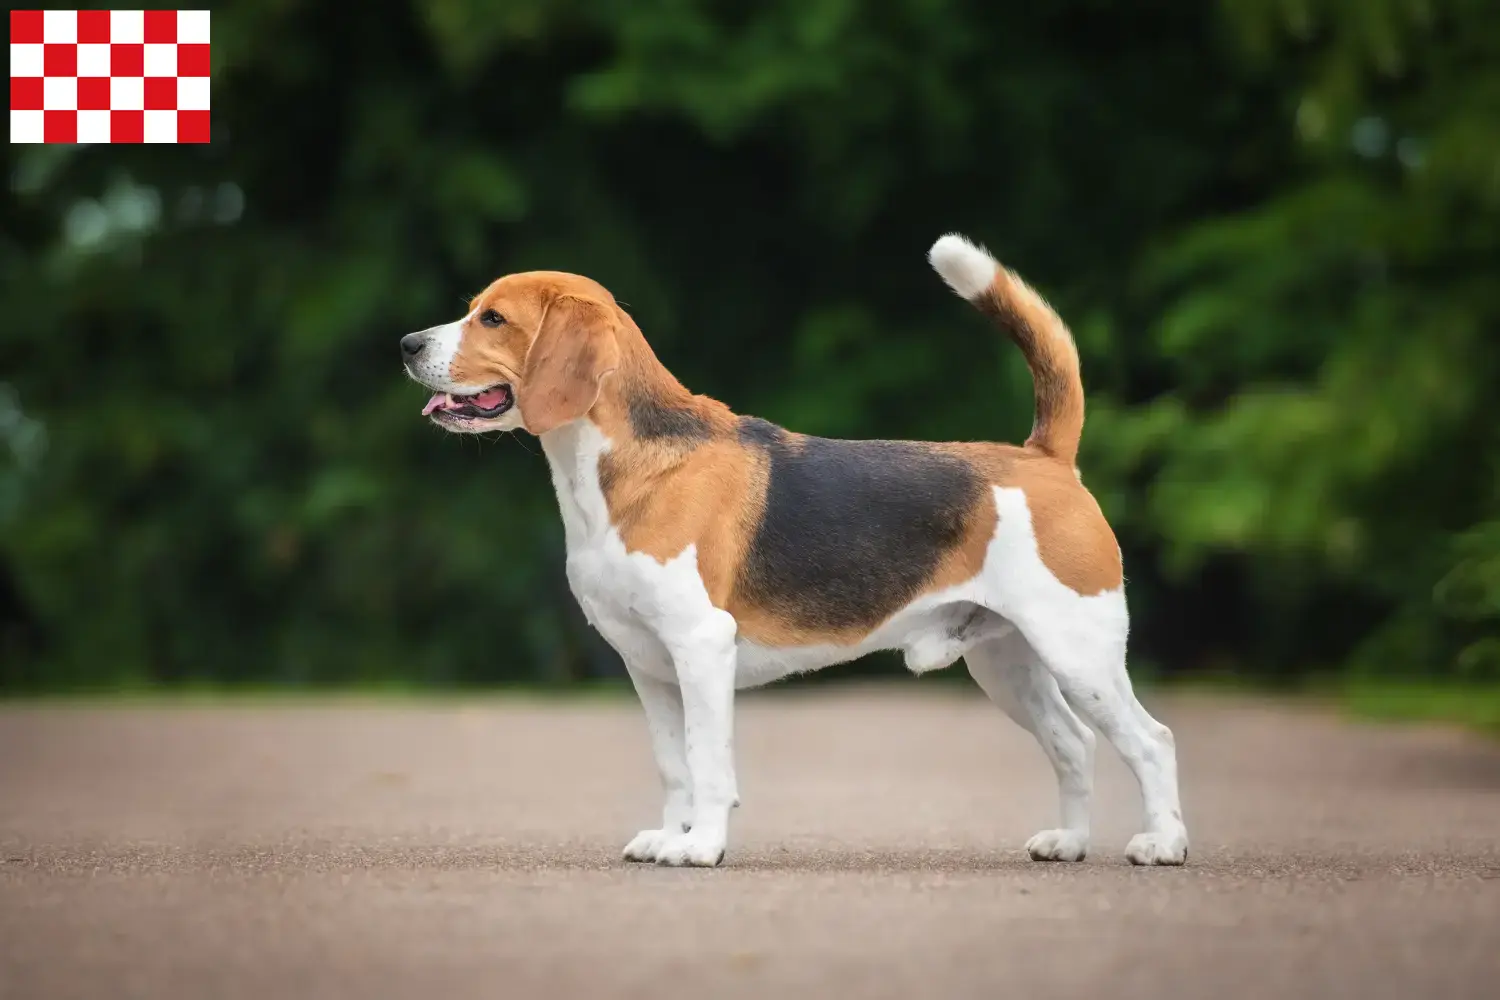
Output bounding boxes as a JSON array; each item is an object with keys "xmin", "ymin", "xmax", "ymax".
[{"xmin": 518, "ymin": 294, "xmax": 621, "ymax": 435}]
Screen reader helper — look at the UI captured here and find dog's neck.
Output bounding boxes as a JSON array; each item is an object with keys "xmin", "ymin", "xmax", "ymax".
[
  {"xmin": 535, "ymin": 313, "xmax": 727, "ymax": 543},
  {"xmin": 537, "ymin": 418, "xmax": 612, "ymax": 543},
  {"xmin": 594, "ymin": 309, "xmax": 706, "ymax": 436}
]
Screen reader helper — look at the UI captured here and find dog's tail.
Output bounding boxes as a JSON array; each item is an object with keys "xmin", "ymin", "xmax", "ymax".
[{"xmin": 927, "ymin": 233, "xmax": 1085, "ymax": 467}]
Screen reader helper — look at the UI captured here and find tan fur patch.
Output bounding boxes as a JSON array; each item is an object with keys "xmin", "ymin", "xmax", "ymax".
[
  {"xmin": 937, "ymin": 442, "xmax": 1122, "ymax": 596},
  {"xmin": 1020, "ymin": 465, "xmax": 1122, "ymax": 595},
  {"xmin": 518, "ymin": 296, "xmax": 621, "ymax": 435},
  {"xmin": 598, "ymin": 435, "xmax": 764, "ymax": 610},
  {"xmin": 976, "ymin": 268, "xmax": 1086, "ymax": 468}
]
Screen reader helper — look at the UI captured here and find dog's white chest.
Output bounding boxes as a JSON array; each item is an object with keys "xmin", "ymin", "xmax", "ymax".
[
  {"xmin": 566, "ymin": 535, "xmax": 661, "ymax": 635},
  {"xmin": 566, "ymin": 534, "xmax": 723, "ymax": 685},
  {"xmin": 542, "ymin": 423, "xmax": 720, "ymax": 681}
]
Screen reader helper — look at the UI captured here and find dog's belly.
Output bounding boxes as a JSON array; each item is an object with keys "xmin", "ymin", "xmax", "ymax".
[{"xmin": 734, "ymin": 596, "xmax": 1015, "ymax": 689}]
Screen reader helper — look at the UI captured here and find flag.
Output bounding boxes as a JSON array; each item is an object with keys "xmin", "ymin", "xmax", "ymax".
[{"xmin": 10, "ymin": 9, "xmax": 210, "ymax": 144}]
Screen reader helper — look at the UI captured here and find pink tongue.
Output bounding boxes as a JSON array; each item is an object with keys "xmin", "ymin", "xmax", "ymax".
[
  {"xmin": 471, "ymin": 387, "xmax": 510, "ymax": 409},
  {"xmin": 422, "ymin": 393, "xmax": 450, "ymax": 416}
]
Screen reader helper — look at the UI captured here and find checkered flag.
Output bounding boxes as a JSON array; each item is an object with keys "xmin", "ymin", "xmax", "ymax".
[{"xmin": 10, "ymin": 9, "xmax": 211, "ymax": 144}]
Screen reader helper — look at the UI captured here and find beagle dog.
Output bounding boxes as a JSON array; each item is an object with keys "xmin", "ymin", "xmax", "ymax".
[{"xmin": 401, "ymin": 233, "xmax": 1189, "ymax": 868}]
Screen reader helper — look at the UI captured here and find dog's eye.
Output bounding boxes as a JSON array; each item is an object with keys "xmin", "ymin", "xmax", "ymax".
[{"xmin": 479, "ymin": 309, "xmax": 505, "ymax": 328}]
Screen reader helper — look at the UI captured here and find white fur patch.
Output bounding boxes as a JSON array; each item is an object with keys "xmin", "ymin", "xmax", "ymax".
[
  {"xmin": 403, "ymin": 309, "xmax": 490, "ymax": 394},
  {"xmin": 928, "ymin": 233, "xmax": 999, "ymax": 301}
]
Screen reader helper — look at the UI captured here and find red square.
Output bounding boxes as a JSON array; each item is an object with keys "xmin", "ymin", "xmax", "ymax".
[
  {"xmin": 77, "ymin": 77, "xmax": 111, "ymax": 111},
  {"xmin": 43, "ymin": 110, "xmax": 77, "ymax": 144},
  {"xmin": 177, "ymin": 43, "xmax": 210, "ymax": 77},
  {"xmin": 10, "ymin": 10, "xmax": 44, "ymax": 45},
  {"xmin": 43, "ymin": 43, "xmax": 78, "ymax": 77},
  {"xmin": 10, "ymin": 76, "xmax": 44, "ymax": 112},
  {"xmin": 144, "ymin": 76, "xmax": 176, "ymax": 110},
  {"xmin": 177, "ymin": 110, "xmax": 210, "ymax": 144},
  {"xmin": 77, "ymin": 10, "xmax": 112, "ymax": 43},
  {"xmin": 112, "ymin": 44, "xmax": 145, "ymax": 77},
  {"xmin": 143, "ymin": 10, "xmax": 176, "ymax": 43},
  {"xmin": 111, "ymin": 110, "xmax": 144, "ymax": 143}
]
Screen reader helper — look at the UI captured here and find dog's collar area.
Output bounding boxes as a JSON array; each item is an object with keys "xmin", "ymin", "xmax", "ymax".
[{"xmin": 422, "ymin": 384, "xmax": 514, "ymax": 420}]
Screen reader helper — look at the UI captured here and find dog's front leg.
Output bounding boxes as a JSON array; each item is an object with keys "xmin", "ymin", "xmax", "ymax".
[
  {"xmin": 653, "ymin": 609, "xmax": 739, "ymax": 868},
  {"xmin": 621, "ymin": 667, "xmax": 694, "ymax": 863}
]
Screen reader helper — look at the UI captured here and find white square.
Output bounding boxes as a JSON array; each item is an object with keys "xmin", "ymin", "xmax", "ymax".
[
  {"xmin": 10, "ymin": 110, "xmax": 44, "ymax": 144},
  {"xmin": 76, "ymin": 109, "xmax": 112, "ymax": 144},
  {"xmin": 176, "ymin": 76, "xmax": 210, "ymax": 111},
  {"xmin": 143, "ymin": 43, "xmax": 176, "ymax": 77},
  {"xmin": 143, "ymin": 108, "xmax": 177, "ymax": 143},
  {"xmin": 177, "ymin": 11, "xmax": 211, "ymax": 45},
  {"xmin": 110, "ymin": 10, "xmax": 145, "ymax": 45},
  {"xmin": 43, "ymin": 76, "xmax": 78, "ymax": 112},
  {"xmin": 75, "ymin": 43, "xmax": 111, "ymax": 77},
  {"xmin": 42, "ymin": 9, "xmax": 77, "ymax": 44},
  {"xmin": 112, "ymin": 76, "xmax": 145, "ymax": 111},
  {"xmin": 10, "ymin": 43, "xmax": 44, "ymax": 78}
]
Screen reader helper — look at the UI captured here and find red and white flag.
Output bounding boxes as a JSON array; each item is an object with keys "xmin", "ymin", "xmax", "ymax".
[{"xmin": 10, "ymin": 9, "xmax": 210, "ymax": 144}]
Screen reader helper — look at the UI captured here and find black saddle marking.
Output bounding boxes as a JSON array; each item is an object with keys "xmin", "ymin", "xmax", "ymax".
[{"xmin": 735, "ymin": 417, "xmax": 983, "ymax": 634}]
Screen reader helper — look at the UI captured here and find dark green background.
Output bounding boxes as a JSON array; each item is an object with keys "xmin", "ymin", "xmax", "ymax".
[{"xmin": 3, "ymin": 0, "xmax": 1497, "ymax": 693}]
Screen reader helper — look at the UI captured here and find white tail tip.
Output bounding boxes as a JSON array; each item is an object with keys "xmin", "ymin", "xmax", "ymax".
[{"xmin": 928, "ymin": 233, "xmax": 999, "ymax": 301}]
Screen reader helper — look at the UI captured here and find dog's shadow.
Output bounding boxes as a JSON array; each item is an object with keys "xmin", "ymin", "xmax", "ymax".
[
  {"xmin": 10, "ymin": 842, "xmax": 1191, "ymax": 877},
  {"xmin": 630, "ymin": 846, "xmax": 1152, "ymax": 876}
]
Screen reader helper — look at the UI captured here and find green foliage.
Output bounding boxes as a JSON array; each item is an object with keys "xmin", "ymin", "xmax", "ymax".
[
  {"xmin": 1, "ymin": 0, "xmax": 1495, "ymax": 689},
  {"xmin": 1340, "ymin": 678, "xmax": 1500, "ymax": 735},
  {"xmin": 1094, "ymin": 0, "xmax": 1500, "ymax": 678}
]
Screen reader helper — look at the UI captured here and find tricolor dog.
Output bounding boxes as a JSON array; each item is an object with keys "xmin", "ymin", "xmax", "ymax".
[{"xmin": 401, "ymin": 233, "xmax": 1189, "ymax": 868}]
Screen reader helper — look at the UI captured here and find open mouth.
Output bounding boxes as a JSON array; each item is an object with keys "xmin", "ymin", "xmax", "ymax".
[{"xmin": 421, "ymin": 384, "xmax": 514, "ymax": 421}]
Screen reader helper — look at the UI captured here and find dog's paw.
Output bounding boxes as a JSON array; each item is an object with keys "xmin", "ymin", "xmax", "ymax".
[
  {"xmin": 622, "ymin": 827, "xmax": 678, "ymax": 863},
  {"xmin": 1025, "ymin": 828, "xmax": 1089, "ymax": 862},
  {"xmin": 653, "ymin": 828, "xmax": 727, "ymax": 868},
  {"xmin": 1125, "ymin": 829, "xmax": 1189, "ymax": 866}
]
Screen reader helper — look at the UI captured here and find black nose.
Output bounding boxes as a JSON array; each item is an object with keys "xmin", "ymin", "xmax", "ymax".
[{"xmin": 400, "ymin": 333, "xmax": 426, "ymax": 358}]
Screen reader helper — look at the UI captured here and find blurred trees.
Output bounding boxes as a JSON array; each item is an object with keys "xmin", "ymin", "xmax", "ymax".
[
  {"xmin": 2, "ymin": 0, "xmax": 1495, "ymax": 690},
  {"xmin": 1103, "ymin": 0, "xmax": 1500, "ymax": 680}
]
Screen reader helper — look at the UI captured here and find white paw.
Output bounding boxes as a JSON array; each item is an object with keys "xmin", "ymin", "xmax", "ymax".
[
  {"xmin": 1125, "ymin": 830, "xmax": 1189, "ymax": 866},
  {"xmin": 1025, "ymin": 828, "xmax": 1089, "ymax": 862},
  {"xmin": 653, "ymin": 828, "xmax": 727, "ymax": 868},
  {"xmin": 622, "ymin": 827, "xmax": 680, "ymax": 863}
]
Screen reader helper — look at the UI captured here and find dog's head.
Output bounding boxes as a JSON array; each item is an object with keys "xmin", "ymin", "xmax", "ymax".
[{"xmin": 401, "ymin": 271, "xmax": 622, "ymax": 436}]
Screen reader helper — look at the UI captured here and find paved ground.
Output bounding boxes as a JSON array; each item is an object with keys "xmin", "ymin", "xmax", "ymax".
[{"xmin": 2, "ymin": 685, "xmax": 1498, "ymax": 1000}]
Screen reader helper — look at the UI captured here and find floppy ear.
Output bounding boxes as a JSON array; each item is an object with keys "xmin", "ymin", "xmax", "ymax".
[{"xmin": 519, "ymin": 294, "xmax": 621, "ymax": 435}]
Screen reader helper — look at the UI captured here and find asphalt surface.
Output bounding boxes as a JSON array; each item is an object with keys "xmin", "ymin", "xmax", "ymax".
[{"xmin": 2, "ymin": 685, "xmax": 1499, "ymax": 1000}]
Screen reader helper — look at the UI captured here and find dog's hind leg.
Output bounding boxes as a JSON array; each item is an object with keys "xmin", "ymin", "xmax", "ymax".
[
  {"xmin": 966, "ymin": 630, "xmax": 1095, "ymax": 861},
  {"xmin": 1015, "ymin": 602, "xmax": 1189, "ymax": 866}
]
